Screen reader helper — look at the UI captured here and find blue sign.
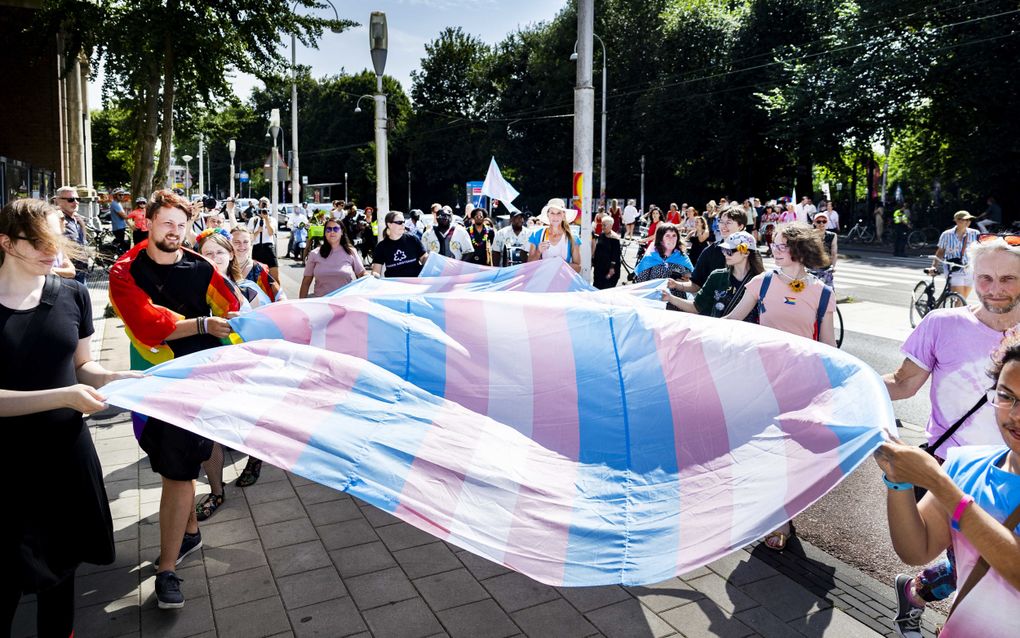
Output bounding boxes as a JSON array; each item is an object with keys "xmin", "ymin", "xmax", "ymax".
[
  {"xmin": 239, "ymin": 171, "xmax": 250, "ymax": 183},
  {"xmin": 466, "ymin": 181, "xmax": 485, "ymax": 208}
]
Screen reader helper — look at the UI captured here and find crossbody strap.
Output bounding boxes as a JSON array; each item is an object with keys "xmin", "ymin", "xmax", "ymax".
[
  {"xmin": 927, "ymin": 394, "xmax": 989, "ymax": 458},
  {"xmin": 814, "ymin": 284, "xmax": 832, "ymax": 341},
  {"xmin": 947, "ymin": 501, "xmax": 1020, "ymax": 619},
  {"xmin": 757, "ymin": 271, "xmax": 774, "ymax": 317}
]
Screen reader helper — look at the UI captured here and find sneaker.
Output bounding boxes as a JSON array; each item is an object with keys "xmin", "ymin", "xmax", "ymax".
[
  {"xmin": 155, "ymin": 571, "xmax": 185, "ymax": 609},
  {"xmin": 154, "ymin": 531, "xmax": 203, "ymax": 569},
  {"xmin": 893, "ymin": 573, "xmax": 924, "ymax": 638}
]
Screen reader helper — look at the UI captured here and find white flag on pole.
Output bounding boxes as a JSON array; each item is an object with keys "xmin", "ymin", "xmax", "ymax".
[{"xmin": 481, "ymin": 157, "xmax": 521, "ymax": 214}]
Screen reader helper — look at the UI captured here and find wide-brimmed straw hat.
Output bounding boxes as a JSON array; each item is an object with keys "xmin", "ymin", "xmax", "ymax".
[{"xmin": 538, "ymin": 198, "xmax": 577, "ymax": 224}]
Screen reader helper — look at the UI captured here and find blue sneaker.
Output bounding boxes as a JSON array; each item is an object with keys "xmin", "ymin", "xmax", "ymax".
[
  {"xmin": 155, "ymin": 571, "xmax": 185, "ymax": 610},
  {"xmin": 154, "ymin": 530, "xmax": 202, "ymax": 569},
  {"xmin": 893, "ymin": 574, "xmax": 923, "ymax": 638}
]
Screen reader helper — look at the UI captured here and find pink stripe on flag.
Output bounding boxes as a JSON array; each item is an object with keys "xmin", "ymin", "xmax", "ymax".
[
  {"xmin": 264, "ymin": 303, "xmax": 313, "ymax": 344},
  {"xmin": 242, "ymin": 351, "xmax": 363, "ymax": 470},
  {"xmin": 523, "ymin": 304, "xmax": 580, "ymax": 460},
  {"xmin": 324, "ymin": 301, "xmax": 368, "ymax": 361},
  {"xmin": 759, "ymin": 344, "xmax": 841, "ymax": 517},
  {"xmin": 134, "ymin": 347, "xmax": 234, "ymax": 429},
  {"xmin": 653, "ymin": 327, "xmax": 735, "ymax": 572},
  {"xmin": 442, "ymin": 299, "xmax": 490, "ymax": 415}
]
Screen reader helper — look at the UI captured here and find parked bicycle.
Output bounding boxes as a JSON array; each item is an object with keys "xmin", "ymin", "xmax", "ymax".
[
  {"xmin": 907, "ymin": 226, "xmax": 940, "ymax": 250},
  {"xmin": 909, "ymin": 256, "xmax": 967, "ymax": 327},
  {"xmin": 840, "ymin": 219, "xmax": 874, "ymax": 244},
  {"xmin": 86, "ymin": 227, "xmax": 120, "ymax": 273}
]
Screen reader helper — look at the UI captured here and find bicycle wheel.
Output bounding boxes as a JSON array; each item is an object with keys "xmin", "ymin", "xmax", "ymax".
[
  {"xmin": 907, "ymin": 230, "xmax": 927, "ymax": 250},
  {"xmin": 939, "ymin": 292, "xmax": 967, "ymax": 310},
  {"xmin": 909, "ymin": 281, "xmax": 934, "ymax": 328},
  {"xmin": 860, "ymin": 228, "xmax": 874, "ymax": 243},
  {"xmin": 834, "ymin": 305, "xmax": 844, "ymax": 349}
]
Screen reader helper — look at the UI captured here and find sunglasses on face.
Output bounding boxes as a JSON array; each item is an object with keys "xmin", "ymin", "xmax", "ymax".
[
  {"xmin": 721, "ymin": 247, "xmax": 735, "ymax": 257},
  {"xmin": 389, "ymin": 219, "xmax": 405, "ymax": 225},
  {"xmin": 324, "ymin": 226, "xmax": 343, "ymax": 233},
  {"xmin": 979, "ymin": 233, "xmax": 1020, "ymax": 246},
  {"xmin": 813, "ymin": 221, "xmax": 827, "ymax": 225},
  {"xmin": 59, "ymin": 197, "xmax": 80, "ymax": 202}
]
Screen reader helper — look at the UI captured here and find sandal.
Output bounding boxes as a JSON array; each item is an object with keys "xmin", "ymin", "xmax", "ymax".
[
  {"xmin": 195, "ymin": 492, "xmax": 224, "ymax": 521},
  {"xmin": 764, "ymin": 522, "xmax": 796, "ymax": 551},
  {"xmin": 235, "ymin": 458, "xmax": 263, "ymax": 488}
]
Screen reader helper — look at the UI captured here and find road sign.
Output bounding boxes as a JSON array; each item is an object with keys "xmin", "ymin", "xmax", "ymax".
[{"xmin": 239, "ymin": 171, "xmax": 249, "ymax": 183}]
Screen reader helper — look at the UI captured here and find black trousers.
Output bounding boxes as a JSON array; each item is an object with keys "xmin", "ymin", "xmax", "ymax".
[{"xmin": 1, "ymin": 571, "xmax": 75, "ymax": 638}]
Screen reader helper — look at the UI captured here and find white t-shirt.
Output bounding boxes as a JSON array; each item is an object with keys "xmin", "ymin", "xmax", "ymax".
[
  {"xmin": 622, "ymin": 205, "xmax": 639, "ymax": 224},
  {"xmin": 422, "ymin": 225, "xmax": 473, "ymax": 260},
  {"xmin": 248, "ymin": 213, "xmax": 276, "ymax": 245},
  {"xmin": 288, "ymin": 211, "xmax": 309, "ymax": 229},
  {"xmin": 824, "ymin": 211, "xmax": 840, "ymax": 231},
  {"xmin": 493, "ymin": 226, "xmax": 531, "ymax": 264}
]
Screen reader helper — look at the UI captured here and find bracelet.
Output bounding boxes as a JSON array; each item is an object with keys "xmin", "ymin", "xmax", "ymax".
[
  {"xmin": 195, "ymin": 317, "xmax": 203, "ymax": 335},
  {"xmin": 882, "ymin": 474, "xmax": 913, "ymax": 491},
  {"xmin": 951, "ymin": 495, "xmax": 974, "ymax": 531}
]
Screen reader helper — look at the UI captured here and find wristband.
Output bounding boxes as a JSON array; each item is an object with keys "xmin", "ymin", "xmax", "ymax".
[
  {"xmin": 196, "ymin": 317, "xmax": 203, "ymax": 335},
  {"xmin": 882, "ymin": 474, "xmax": 913, "ymax": 491},
  {"xmin": 951, "ymin": 495, "xmax": 974, "ymax": 531}
]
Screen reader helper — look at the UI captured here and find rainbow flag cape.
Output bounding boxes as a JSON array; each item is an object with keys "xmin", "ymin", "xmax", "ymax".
[{"xmin": 102, "ymin": 258, "xmax": 894, "ymax": 586}]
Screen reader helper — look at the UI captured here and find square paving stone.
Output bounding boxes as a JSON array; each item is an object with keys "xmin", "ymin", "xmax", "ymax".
[
  {"xmin": 511, "ymin": 599, "xmax": 596, "ymax": 638},
  {"xmin": 436, "ymin": 599, "xmax": 521, "ymax": 638},
  {"xmin": 245, "ymin": 479, "xmax": 298, "ymax": 505},
  {"xmin": 209, "ymin": 565, "xmax": 279, "ymax": 610},
  {"xmin": 585, "ymin": 598, "xmax": 676, "ymax": 638},
  {"xmin": 252, "ymin": 462, "xmax": 289, "ymax": 483},
  {"xmin": 456, "ymin": 550, "xmax": 512, "ymax": 581},
  {"xmin": 330, "ymin": 541, "xmax": 397, "ymax": 578},
  {"xmin": 734, "ymin": 606, "xmax": 802, "ymax": 638},
  {"xmin": 251, "ymin": 497, "xmax": 309, "ymax": 527},
  {"xmin": 203, "ymin": 538, "xmax": 269, "ymax": 578},
  {"xmin": 306, "ymin": 499, "xmax": 363, "ymax": 526},
  {"xmin": 288, "ymin": 472, "xmax": 315, "ymax": 487},
  {"xmin": 78, "ymin": 539, "xmax": 139, "ymax": 576},
  {"xmin": 793, "ymin": 607, "xmax": 880, "ymax": 638},
  {"xmin": 361, "ymin": 597, "xmax": 443, "ymax": 638},
  {"xmin": 741, "ymin": 574, "xmax": 832, "ymax": 622},
  {"xmin": 394, "ymin": 542, "xmax": 463, "ymax": 579},
  {"xmin": 318, "ymin": 518, "xmax": 379, "ymax": 551},
  {"xmin": 685, "ymin": 572, "xmax": 759, "ymax": 614},
  {"xmin": 260, "ymin": 518, "xmax": 319, "ymax": 550},
  {"xmin": 140, "ymin": 563, "xmax": 209, "ymax": 610},
  {"xmin": 288, "ymin": 596, "xmax": 367, "ymax": 637},
  {"xmin": 266, "ymin": 540, "xmax": 333, "ymax": 577},
  {"xmin": 359, "ymin": 504, "xmax": 401, "ymax": 528},
  {"xmin": 296, "ymin": 482, "xmax": 343, "ymax": 505},
  {"xmin": 707, "ymin": 550, "xmax": 781, "ymax": 587},
  {"xmin": 376, "ymin": 521, "xmax": 440, "ymax": 552},
  {"xmin": 76, "ymin": 566, "xmax": 141, "ymax": 608},
  {"xmin": 213, "ymin": 595, "xmax": 291, "ymax": 638},
  {"xmin": 413, "ymin": 568, "xmax": 490, "ymax": 611},
  {"xmin": 277, "ymin": 567, "xmax": 348, "ymax": 610},
  {"xmin": 557, "ymin": 584, "xmax": 632, "ymax": 613},
  {"xmin": 140, "ymin": 594, "xmax": 215, "ymax": 638},
  {"xmin": 74, "ymin": 595, "xmax": 141, "ymax": 638},
  {"xmin": 625, "ymin": 577, "xmax": 704, "ymax": 613},
  {"xmin": 659, "ymin": 598, "xmax": 755, "ymax": 638},
  {"xmin": 199, "ymin": 516, "xmax": 259, "ymax": 547},
  {"xmin": 481, "ymin": 571, "xmax": 561, "ymax": 613},
  {"xmin": 345, "ymin": 567, "xmax": 419, "ymax": 610}
]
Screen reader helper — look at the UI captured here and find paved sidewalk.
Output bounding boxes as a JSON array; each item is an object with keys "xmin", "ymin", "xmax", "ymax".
[{"xmin": 13, "ymin": 280, "xmax": 946, "ymax": 638}]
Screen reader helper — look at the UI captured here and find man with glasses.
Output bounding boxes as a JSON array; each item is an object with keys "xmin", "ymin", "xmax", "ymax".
[
  {"xmin": 883, "ymin": 235, "xmax": 1020, "ymax": 636},
  {"xmin": 672, "ymin": 205, "xmax": 748, "ymax": 295},
  {"xmin": 810, "ymin": 212, "xmax": 838, "ymax": 287},
  {"xmin": 55, "ymin": 186, "xmax": 87, "ymax": 283}
]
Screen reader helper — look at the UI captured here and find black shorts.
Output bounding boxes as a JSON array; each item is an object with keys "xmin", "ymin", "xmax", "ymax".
[
  {"xmin": 138, "ymin": 417, "xmax": 213, "ymax": 481},
  {"xmin": 252, "ymin": 243, "xmax": 278, "ymax": 268}
]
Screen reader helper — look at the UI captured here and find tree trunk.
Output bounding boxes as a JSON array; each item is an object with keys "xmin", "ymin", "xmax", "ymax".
[
  {"xmin": 131, "ymin": 59, "xmax": 162, "ymax": 199},
  {"xmin": 153, "ymin": 35, "xmax": 176, "ymax": 191}
]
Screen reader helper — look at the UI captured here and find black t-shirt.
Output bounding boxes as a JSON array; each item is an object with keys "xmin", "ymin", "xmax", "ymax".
[
  {"xmin": 129, "ymin": 249, "xmax": 224, "ymax": 356},
  {"xmin": 692, "ymin": 242, "xmax": 725, "ymax": 287},
  {"xmin": 372, "ymin": 234, "xmax": 426, "ymax": 277}
]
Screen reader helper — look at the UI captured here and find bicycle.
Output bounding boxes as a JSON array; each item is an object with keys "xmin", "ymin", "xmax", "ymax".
[
  {"xmin": 909, "ymin": 257, "xmax": 967, "ymax": 328},
  {"xmin": 87, "ymin": 228, "xmax": 120, "ymax": 273},
  {"xmin": 907, "ymin": 226, "xmax": 940, "ymax": 250},
  {"xmin": 620, "ymin": 237, "xmax": 645, "ymax": 283},
  {"xmin": 840, "ymin": 219, "xmax": 873, "ymax": 244}
]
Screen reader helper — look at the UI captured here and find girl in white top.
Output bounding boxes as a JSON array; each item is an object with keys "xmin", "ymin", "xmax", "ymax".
[
  {"xmin": 934, "ymin": 211, "xmax": 980, "ymax": 299},
  {"xmin": 528, "ymin": 198, "xmax": 581, "ymax": 273}
]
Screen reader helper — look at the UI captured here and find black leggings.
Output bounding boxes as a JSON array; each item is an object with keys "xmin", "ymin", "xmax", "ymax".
[{"xmin": 1, "ymin": 573, "xmax": 75, "ymax": 638}]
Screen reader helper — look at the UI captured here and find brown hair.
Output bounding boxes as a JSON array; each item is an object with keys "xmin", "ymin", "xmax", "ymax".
[
  {"xmin": 779, "ymin": 222, "xmax": 829, "ymax": 269},
  {"xmin": 146, "ymin": 189, "xmax": 192, "ymax": 221},
  {"xmin": 0, "ymin": 198, "xmax": 82, "ymax": 266},
  {"xmin": 719, "ymin": 205, "xmax": 747, "ymax": 227},
  {"xmin": 197, "ymin": 231, "xmax": 242, "ymax": 281},
  {"xmin": 654, "ymin": 222, "xmax": 685, "ymax": 257},
  {"xmin": 321, "ymin": 219, "xmax": 354, "ymax": 258}
]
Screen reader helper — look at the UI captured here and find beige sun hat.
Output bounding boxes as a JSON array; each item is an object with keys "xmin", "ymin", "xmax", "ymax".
[{"xmin": 537, "ymin": 198, "xmax": 578, "ymax": 225}]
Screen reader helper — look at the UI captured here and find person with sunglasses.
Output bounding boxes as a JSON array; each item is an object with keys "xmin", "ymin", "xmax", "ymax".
[
  {"xmin": 300, "ymin": 219, "xmax": 367, "ymax": 297},
  {"xmin": 661, "ymin": 230, "xmax": 763, "ymax": 320},
  {"xmin": 882, "ymin": 234, "xmax": 1020, "ymax": 636},
  {"xmin": 874, "ymin": 328, "xmax": 1020, "ymax": 638},
  {"xmin": 372, "ymin": 211, "xmax": 427, "ymax": 277},
  {"xmin": 54, "ymin": 186, "xmax": 87, "ymax": 283},
  {"xmin": 932, "ymin": 211, "xmax": 980, "ymax": 300},
  {"xmin": 809, "ymin": 212, "xmax": 838, "ymax": 288}
]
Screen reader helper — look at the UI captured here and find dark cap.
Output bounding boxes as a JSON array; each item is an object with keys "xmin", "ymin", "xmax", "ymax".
[{"xmin": 510, "ymin": 209, "xmax": 525, "ymax": 218}]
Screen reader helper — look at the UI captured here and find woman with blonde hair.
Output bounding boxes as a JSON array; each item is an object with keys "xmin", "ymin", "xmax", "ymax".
[{"xmin": 528, "ymin": 198, "xmax": 581, "ymax": 273}]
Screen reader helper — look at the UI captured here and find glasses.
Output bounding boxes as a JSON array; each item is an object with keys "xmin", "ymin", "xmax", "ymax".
[
  {"xmin": 389, "ymin": 219, "xmax": 405, "ymax": 225},
  {"xmin": 772, "ymin": 243, "xmax": 790, "ymax": 253},
  {"xmin": 58, "ymin": 197, "xmax": 79, "ymax": 202},
  {"xmin": 324, "ymin": 227, "xmax": 342, "ymax": 233},
  {"xmin": 813, "ymin": 220, "xmax": 827, "ymax": 225},
  {"xmin": 979, "ymin": 233, "xmax": 1020, "ymax": 246},
  {"xmin": 987, "ymin": 388, "xmax": 1020, "ymax": 412},
  {"xmin": 721, "ymin": 247, "xmax": 734, "ymax": 257}
]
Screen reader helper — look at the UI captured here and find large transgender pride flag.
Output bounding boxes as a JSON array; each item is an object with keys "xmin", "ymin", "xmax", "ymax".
[{"xmin": 101, "ymin": 257, "xmax": 894, "ymax": 586}]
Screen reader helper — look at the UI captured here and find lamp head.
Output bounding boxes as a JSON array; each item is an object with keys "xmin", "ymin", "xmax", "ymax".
[
  {"xmin": 369, "ymin": 12, "xmax": 388, "ymax": 76},
  {"xmin": 228, "ymin": 139, "xmax": 236, "ymax": 154},
  {"xmin": 569, "ymin": 52, "xmax": 578, "ymax": 61},
  {"xmin": 354, "ymin": 106, "xmax": 362, "ymax": 113},
  {"xmin": 269, "ymin": 108, "xmax": 281, "ymax": 128},
  {"xmin": 182, "ymin": 154, "xmax": 193, "ymax": 163}
]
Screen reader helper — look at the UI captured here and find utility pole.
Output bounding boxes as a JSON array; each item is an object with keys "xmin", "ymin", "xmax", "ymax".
[
  {"xmin": 198, "ymin": 135, "xmax": 205, "ymax": 197},
  {"xmin": 228, "ymin": 139, "xmax": 236, "ymax": 199},
  {"xmin": 640, "ymin": 154, "xmax": 645, "ymax": 214},
  {"xmin": 573, "ymin": 0, "xmax": 595, "ymax": 282},
  {"xmin": 370, "ymin": 12, "xmax": 390, "ymax": 216}
]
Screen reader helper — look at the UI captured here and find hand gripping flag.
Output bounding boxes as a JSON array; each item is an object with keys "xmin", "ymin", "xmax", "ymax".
[{"xmin": 102, "ymin": 271, "xmax": 895, "ymax": 587}]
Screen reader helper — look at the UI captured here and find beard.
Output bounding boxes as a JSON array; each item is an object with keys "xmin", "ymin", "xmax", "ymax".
[
  {"xmin": 980, "ymin": 292, "xmax": 1020, "ymax": 314},
  {"xmin": 152, "ymin": 235, "xmax": 182, "ymax": 253}
]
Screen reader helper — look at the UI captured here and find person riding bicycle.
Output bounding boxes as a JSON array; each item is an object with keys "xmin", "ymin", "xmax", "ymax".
[
  {"xmin": 809, "ymin": 212, "xmax": 838, "ymax": 288},
  {"xmin": 932, "ymin": 211, "xmax": 979, "ymax": 300}
]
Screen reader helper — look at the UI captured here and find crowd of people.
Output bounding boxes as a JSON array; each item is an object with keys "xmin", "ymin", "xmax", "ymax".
[{"xmin": 2, "ymin": 183, "xmax": 1018, "ymax": 637}]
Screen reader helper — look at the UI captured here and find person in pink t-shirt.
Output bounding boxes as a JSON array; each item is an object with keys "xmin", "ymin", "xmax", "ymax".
[
  {"xmin": 881, "ymin": 235, "xmax": 1020, "ymax": 636},
  {"xmin": 299, "ymin": 219, "xmax": 366, "ymax": 298}
]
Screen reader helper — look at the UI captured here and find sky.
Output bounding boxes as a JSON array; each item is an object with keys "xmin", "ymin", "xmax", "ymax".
[{"xmin": 90, "ymin": 0, "xmax": 564, "ymax": 106}]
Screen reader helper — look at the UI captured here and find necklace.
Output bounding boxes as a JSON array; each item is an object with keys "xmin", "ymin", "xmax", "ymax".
[{"xmin": 775, "ymin": 267, "xmax": 807, "ymax": 293}]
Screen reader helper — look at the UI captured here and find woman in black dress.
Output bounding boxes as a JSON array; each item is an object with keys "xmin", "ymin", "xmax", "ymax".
[
  {"xmin": 0, "ymin": 199, "xmax": 138, "ymax": 637},
  {"xmin": 592, "ymin": 214, "xmax": 622, "ymax": 290}
]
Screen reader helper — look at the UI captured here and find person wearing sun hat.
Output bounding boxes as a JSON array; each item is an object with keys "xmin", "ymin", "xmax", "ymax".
[
  {"xmin": 809, "ymin": 211, "xmax": 838, "ymax": 287},
  {"xmin": 527, "ymin": 198, "xmax": 581, "ymax": 272},
  {"xmin": 662, "ymin": 230, "xmax": 763, "ymax": 319},
  {"xmin": 932, "ymin": 210, "xmax": 980, "ymax": 300}
]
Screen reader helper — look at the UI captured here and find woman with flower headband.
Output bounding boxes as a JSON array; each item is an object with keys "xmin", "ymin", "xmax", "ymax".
[
  {"xmin": 660, "ymin": 231, "xmax": 762, "ymax": 320},
  {"xmin": 229, "ymin": 227, "xmax": 286, "ymax": 305},
  {"xmin": 721, "ymin": 222, "xmax": 835, "ymax": 550}
]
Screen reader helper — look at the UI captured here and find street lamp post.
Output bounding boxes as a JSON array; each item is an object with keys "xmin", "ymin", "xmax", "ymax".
[
  {"xmin": 344, "ymin": 172, "xmax": 348, "ymax": 203},
  {"xmin": 182, "ymin": 154, "xmax": 193, "ymax": 197},
  {"xmin": 370, "ymin": 11, "xmax": 389, "ymax": 216},
  {"xmin": 198, "ymin": 135, "xmax": 205, "ymax": 197},
  {"xmin": 640, "ymin": 154, "xmax": 645, "ymax": 215},
  {"xmin": 572, "ymin": 0, "xmax": 595, "ymax": 282},
  {"xmin": 571, "ymin": 33, "xmax": 607, "ymax": 210},
  {"xmin": 228, "ymin": 139, "xmax": 236, "ymax": 199},
  {"xmin": 269, "ymin": 108, "xmax": 281, "ymax": 257}
]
